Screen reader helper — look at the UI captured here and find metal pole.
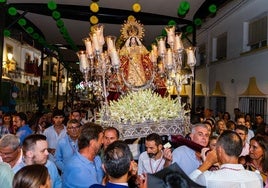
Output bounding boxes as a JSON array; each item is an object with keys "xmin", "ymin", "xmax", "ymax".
[
  {"xmin": 71, "ymin": 73, "xmax": 75, "ymax": 109},
  {"xmin": 56, "ymin": 61, "xmax": 60, "ymax": 109},
  {"xmin": 38, "ymin": 49, "xmax": 44, "ymax": 113},
  {"xmin": 191, "ymin": 24, "xmax": 197, "ymax": 119},
  {"xmin": 0, "ymin": 2, "xmax": 6, "ymax": 104},
  {"xmin": 65, "ymin": 70, "xmax": 68, "ymax": 104}
]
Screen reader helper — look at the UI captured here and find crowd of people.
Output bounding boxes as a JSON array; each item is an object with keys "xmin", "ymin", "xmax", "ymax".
[{"xmin": 0, "ymin": 106, "xmax": 267, "ymax": 188}]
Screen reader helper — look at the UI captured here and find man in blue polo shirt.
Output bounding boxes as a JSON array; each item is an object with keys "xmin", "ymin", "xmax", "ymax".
[
  {"xmin": 62, "ymin": 123, "xmax": 104, "ymax": 188},
  {"xmin": 13, "ymin": 112, "xmax": 32, "ymax": 144}
]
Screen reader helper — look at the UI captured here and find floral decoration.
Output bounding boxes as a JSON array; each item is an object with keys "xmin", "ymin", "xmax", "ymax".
[{"xmin": 100, "ymin": 89, "xmax": 186, "ymax": 125}]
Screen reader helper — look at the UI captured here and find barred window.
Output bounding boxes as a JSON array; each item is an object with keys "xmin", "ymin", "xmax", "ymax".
[
  {"xmin": 239, "ymin": 97, "xmax": 267, "ymax": 122},
  {"xmin": 209, "ymin": 97, "xmax": 226, "ymax": 116}
]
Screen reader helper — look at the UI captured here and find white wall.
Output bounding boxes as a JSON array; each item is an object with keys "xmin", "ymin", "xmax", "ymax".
[{"xmin": 195, "ymin": 0, "xmax": 268, "ymax": 116}]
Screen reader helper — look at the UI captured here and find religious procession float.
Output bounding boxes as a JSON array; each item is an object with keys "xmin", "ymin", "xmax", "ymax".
[{"xmin": 77, "ymin": 16, "xmax": 196, "ymax": 139}]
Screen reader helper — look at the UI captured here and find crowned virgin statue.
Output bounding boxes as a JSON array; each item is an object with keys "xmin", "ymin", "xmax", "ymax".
[{"xmin": 108, "ymin": 17, "xmax": 166, "ymax": 98}]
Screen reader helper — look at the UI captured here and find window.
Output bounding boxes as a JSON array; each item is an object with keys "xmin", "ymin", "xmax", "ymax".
[
  {"xmin": 209, "ymin": 97, "xmax": 226, "ymax": 117},
  {"xmin": 195, "ymin": 96, "xmax": 205, "ymax": 111},
  {"xmin": 248, "ymin": 16, "xmax": 267, "ymax": 50},
  {"xmin": 216, "ymin": 33, "xmax": 227, "ymax": 60},
  {"xmin": 239, "ymin": 97, "xmax": 267, "ymax": 122},
  {"xmin": 198, "ymin": 43, "xmax": 206, "ymax": 66}
]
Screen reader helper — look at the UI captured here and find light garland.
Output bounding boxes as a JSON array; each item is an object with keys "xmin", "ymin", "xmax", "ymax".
[{"xmin": 132, "ymin": 3, "xmax": 141, "ymax": 13}]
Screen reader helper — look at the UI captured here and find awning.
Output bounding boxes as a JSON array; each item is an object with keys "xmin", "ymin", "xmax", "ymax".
[{"xmin": 240, "ymin": 77, "xmax": 266, "ymax": 96}]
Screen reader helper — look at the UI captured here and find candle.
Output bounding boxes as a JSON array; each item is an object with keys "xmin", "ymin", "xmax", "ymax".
[
  {"xmin": 91, "ymin": 32, "xmax": 100, "ymax": 52},
  {"xmin": 106, "ymin": 36, "xmax": 116, "ymax": 51},
  {"xmin": 83, "ymin": 38, "xmax": 93, "ymax": 57},
  {"xmin": 166, "ymin": 48, "xmax": 173, "ymax": 69},
  {"xmin": 174, "ymin": 33, "xmax": 184, "ymax": 52},
  {"xmin": 186, "ymin": 47, "xmax": 196, "ymax": 67},
  {"xmin": 165, "ymin": 25, "xmax": 175, "ymax": 47},
  {"xmin": 157, "ymin": 37, "xmax": 166, "ymax": 56},
  {"xmin": 77, "ymin": 51, "xmax": 89, "ymax": 71},
  {"xmin": 95, "ymin": 24, "xmax": 105, "ymax": 46},
  {"xmin": 110, "ymin": 49, "xmax": 120, "ymax": 67}
]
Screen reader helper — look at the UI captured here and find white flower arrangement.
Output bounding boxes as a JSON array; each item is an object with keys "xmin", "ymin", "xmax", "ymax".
[{"xmin": 100, "ymin": 89, "xmax": 186, "ymax": 125}]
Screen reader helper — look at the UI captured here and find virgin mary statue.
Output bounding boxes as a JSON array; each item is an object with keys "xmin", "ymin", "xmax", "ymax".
[{"xmin": 108, "ymin": 17, "xmax": 166, "ymax": 98}]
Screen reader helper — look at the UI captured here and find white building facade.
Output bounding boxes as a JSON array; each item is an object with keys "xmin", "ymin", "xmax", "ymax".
[{"xmin": 195, "ymin": 0, "xmax": 268, "ymax": 120}]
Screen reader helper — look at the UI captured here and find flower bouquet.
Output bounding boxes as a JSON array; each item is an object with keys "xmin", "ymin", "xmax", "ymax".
[{"xmin": 100, "ymin": 89, "xmax": 190, "ymax": 139}]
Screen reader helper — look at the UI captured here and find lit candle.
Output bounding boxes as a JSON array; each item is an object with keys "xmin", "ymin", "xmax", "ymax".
[
  {"xmin": 165, "ymin": 25, "xmax": 175, "ymax": 47},
  {"xmin": 77, "ymin": 51, "xmax": 89, "ymax": 71},
  {"xmin": 95, "ymin": 24, "xmax": 105, "ymax": 46},
  {"xmin": 83, "ymin": 38, "xmax": 93, "ymax": 57},
  {"xmin": 106, "ymin": 36, "xmax": 116, "ymax": 51},
  {"xmin": 110, "ymin": 49, "xmax": 120, "ymax": 67},
  {"xmin": 157, "ymin": 37, "xmax": 166, "ymax": 56},
  {"xmin": 91, "ymin": 32, "xmax": 100, "ymax": 52},
  {"xmin": 174, "ymin": 33, "xmax": 184, "ymax": 52},
  {"xmin": 186, "ymin": 47, "xmax": 196, "ymax": 67},
  {"xmin": 166, "ymin": 48, "xmax": 173, "ymax": 69}
]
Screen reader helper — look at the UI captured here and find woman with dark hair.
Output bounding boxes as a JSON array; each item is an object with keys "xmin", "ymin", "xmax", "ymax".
[
  {"xmin": 222, "ymin": 111, "xmax": 231, "ymax": 123},
  {"xmin": 244, "ymin": 135, "xmax": 268, "ymax": 186},
  {"xmin": 0, "ymin": 113, "xmax": 13, "ymax": 137},
  {"xmin": 28, "ymin": 112, "xmax": 48, "ymax": 134},
  {"xmin": 13, "ymin": 164, "xmax": 51, "ymax": 188}
]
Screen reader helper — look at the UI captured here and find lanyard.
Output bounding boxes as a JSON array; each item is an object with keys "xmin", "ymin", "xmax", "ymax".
[{"xmin": 149, "ymin": 156, "xmax": 163, "ymax": 173}]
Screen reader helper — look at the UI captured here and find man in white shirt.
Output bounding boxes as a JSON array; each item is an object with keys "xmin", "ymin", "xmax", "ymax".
[
  {"xmin": 43, "ymin": 109, "xmax": 67, "ymax": 163},
  {"xmin": 138, "ymin": 133, "xmax": 166, "ymax": 175},
  {"xmin": 189, "ymin": 130, "xmax": 263, "ymax": 188}
]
